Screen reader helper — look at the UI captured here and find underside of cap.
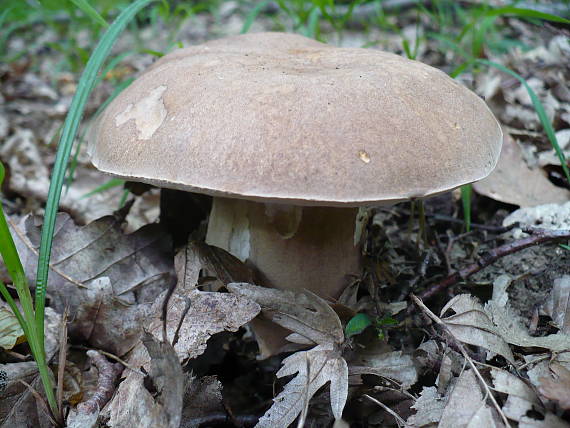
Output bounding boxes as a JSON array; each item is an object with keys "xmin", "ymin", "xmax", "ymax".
[{"xmin": 89, "ymin": 32, "xmax": 502, "ymax": 206}]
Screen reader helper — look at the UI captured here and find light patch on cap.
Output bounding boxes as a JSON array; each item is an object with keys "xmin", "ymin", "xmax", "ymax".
[{"xmin": 115, "ymin": 85, "xmax": 168, "ymax": 140}]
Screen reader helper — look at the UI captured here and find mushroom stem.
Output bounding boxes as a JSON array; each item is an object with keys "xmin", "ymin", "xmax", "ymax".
[{"xmin": 206, "ymin": 198, "xmax": 361, "ymax": 300}]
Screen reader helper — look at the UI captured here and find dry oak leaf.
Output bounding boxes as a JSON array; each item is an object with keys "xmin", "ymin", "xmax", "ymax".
[
  {"xmin": 406, "ymin": 387, "xmax": 445, "ymax": 427},
  {"xmin": 8, "ymin": 212, "xmax": 174, "ymax": 356},
  {"xmin": 227, "ymin": 283, "xmax": 348, "ymax": 428}
]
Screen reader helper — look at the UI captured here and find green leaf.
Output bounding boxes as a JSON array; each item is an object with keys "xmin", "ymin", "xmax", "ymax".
[
  {"xmin": 461, "ymin": 184, "xmax": 472, "ymax": 232},
  {"xmin": 80, "ymin": 178, "xmax": 125, "ymax": 199},
  {"xmin": 345, "ymin": 313, "xmax": 373, "ymax": 338},
  {"xmin": 69, "ymin": 0, "xmax": 109, "ymax": 28},
  {"xmin": 241, "ymin": 0, "xmax": 270, "ymax": 34},
  {"xmin": 483, "ymin": 7, "xmax": 570, "ymax": 24}
]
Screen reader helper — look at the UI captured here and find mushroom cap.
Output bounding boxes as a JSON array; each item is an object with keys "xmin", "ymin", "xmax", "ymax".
[{"xmin": 89, "ymin": 32, "xmax": 502, "ymax": 206}]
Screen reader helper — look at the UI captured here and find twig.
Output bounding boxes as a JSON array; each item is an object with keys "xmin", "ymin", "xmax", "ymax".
[
  {"xmin": 411, "ymin": 295, "xmax": 511, "ymax": 428},
  {"xmin": 72, "ymin": 345, "xmax": 145, "ymax": 376},
  {"xmin": 363, "ymin": 394, "xmax": 409, "ymax": 427},
  {"xmin": 19, "ymin": 379, "xmax": 60, "ymax": 427},
  {"xmin": 76, "ymin": 350, "xmax": 123, "ymax": 414},
  {"xmin": 417, "ymin": 228, "xmax": 570, "ymax": 302}
]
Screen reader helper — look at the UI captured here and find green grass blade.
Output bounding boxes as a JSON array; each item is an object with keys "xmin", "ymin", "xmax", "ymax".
[
  {"xmin": 461, "ymin": 184, "xmax": 472, "ymax": 232},
  {"xmin": 483, "ymin": 7, "xmax": 570, "ymax": 24},
  {"xmin": 80, "ymin": 178, "xmax": 125, "ymax": 199},
  {"xmin": 69, "ymin": 0, "xmax": 109, "ymax": 27},
  {"xmin": 34, "ymin": 0, "xmax": 156, "ymax": 357},
  {"xmin": 241, "ymin": 0, "xmax": 270, "ymax": 34},
  {"xmin": 476, "ymin": 59, "xmax": 570, "ymax": 184}
]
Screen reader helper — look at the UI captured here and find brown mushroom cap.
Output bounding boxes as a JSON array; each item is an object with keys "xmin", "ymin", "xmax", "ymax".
[{"xmin": 89, "ymin": 32, "xmax": 502, "ymax": 206}]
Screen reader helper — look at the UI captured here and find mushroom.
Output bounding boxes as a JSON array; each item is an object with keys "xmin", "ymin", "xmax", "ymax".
[{"xmin": 88, "ymin": 32, "xmax": 502, "ymax": 355}]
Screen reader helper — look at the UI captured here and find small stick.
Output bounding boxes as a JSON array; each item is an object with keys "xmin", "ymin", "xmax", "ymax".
[
  {"xmin": 363, "ymin": 394, "xmax": 409, "ymax": 427},
  {"xmin": 411, "ymin": 294, "xmax": 511, "ymax": 428},
  {"xmin": 417, "ymin": 228, "xmax": 570, "ymax": 302},
  {"xmin": 76, "ymin": 351, "xmax": 123, "ymax": 414}
]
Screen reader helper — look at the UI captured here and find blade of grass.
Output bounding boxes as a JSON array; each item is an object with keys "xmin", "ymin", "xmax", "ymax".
[
  {"xmin": 0, "ymin": 161, "xmax": 57, "ymax": 415},
  {"xmin": 241, "ymin": 0, "xmax": 270, "ymax": 34},
  {"xmin": 476, "ymin": 59, "xmax": 570, "ymax": 185},
  {"xmin": 80, "ymin": 178, "xmax": 125, "ymax": 199},
  {"xmin": 461, "ymin": 184, "xmax": 472, "ymax": 232},
  {"xmin": 70, "ymin": 0, "xmax": 109, "ymax": 28},
  {"xmin": 34, "ymin": 0, "xmax": 156, "ymax": 364}
]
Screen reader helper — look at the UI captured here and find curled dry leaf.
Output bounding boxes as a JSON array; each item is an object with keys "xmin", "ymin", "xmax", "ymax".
[
  {"xmin": 473, "ymin": 132, "xmax": 570, "ymax": 207},
  {"xmin": 503, "ymin": 201, "xmax": 570, "ymax": 231},
  {"xmin": 9, "ymin": 212, "xmax": 174, "ymax": 356},
  {"xmin": 440, "ymin": 294, "xmax": 514, "ymax": 364}
]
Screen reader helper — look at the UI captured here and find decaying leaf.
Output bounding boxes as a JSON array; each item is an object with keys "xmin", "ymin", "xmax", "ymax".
[
  {"xmin": 503, "ymin": 201, "xmax": 570, "ymax": 231},
  {"xmin": 541, "ymin": 275, "xmax": 570, "ymax": 334},
  {"xmin": 440, "ymin": 294, "xmax": 514, "ymax": 364},
  {"xmin": 228, "ymin": 283, "xmax": 347, "ymax": 427},
  {"xmin": 103, "ymin": 243, "xmax": 260, "ymax": 426},
  {"xmin": 538, "ymin": 363, "xmax": 570, "ymax": 410},
  {"xmin": 8, "ymin": 212, "xmax": 174, "ymax": 356},
  {"xmin": 491, "ymin": 368, "xmax": 541, "ymax": 422},
  {"xmin": 486, "ymin": 301, "xmax": 570, "ymax": 352},
  {"xmin": 438, "ymin": 369, "xmax": 500, "ymax": 428},
  {"xmin": 473, "ymin": 132, "xmax": 570, "ymax": 207},
  {"xmin": 0, "ymin": 303, "xmax": 24, "ymax": 350},
  {"xmin": 181, "ymin": 376, "xmax": 224, "ymax": 428},
  {"xmin": 256, "ymin": 344, "xmax": 348, "ymax": 428},
  {"xmin": 406, "ymin": 387, "xmax": 445, "ymax": 427},
  {"xmin": 105, "ymin": 333, "xmax": 184, "ymax": 428},
  {"xmin": 349, "ymin": 344, "xmax": 418, "ymax": 389}
]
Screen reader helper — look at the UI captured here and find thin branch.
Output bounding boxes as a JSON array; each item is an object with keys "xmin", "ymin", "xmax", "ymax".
[
  {"xmin": 363, "ymin": 394, "xmax": 409, "ymax": 427},
  {"xmin": 411, "ymin": 294, "xmax": 511, "ymax": 428},
  {"xmin": 76, "ymin": 350, "xmax": 123, "ymax": 414},
  {"xmin": 417, "ymin": 228, "xmax": 570, "ymax": 302}
]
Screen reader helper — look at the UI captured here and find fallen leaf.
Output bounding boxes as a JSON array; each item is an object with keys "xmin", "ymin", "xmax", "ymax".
[
  {"xmin": 439, "ymin": 369, "xmax": 501, "ymax": 428},
  {"xmin": 256, "ymin": 344, "xmax": 348, "ymax": 428},
  {"xmin": 474, "ymin": 132, "xmax": 570, "ymax": 206},
  {"xmin": 503, "ymin": 201, "xmax": 570, "ymax": 231},
  {"xmin": 105, "ymin": 333, "xmax": 184, "ymax": 428},
  {"xmin": 486, "ymin": 301, "xmax": 570, "ymax": 352},
  {"xmin": 0, "ymin": 303, "xmax": 24, "ymax": 350},
  {"xmin": 406, "ymin": 387, "xmax": 445, "ymax": 427},
  {"xmin": 228, "ymin": 283, "xmax": 348, "ymax": 427},
  {"xmin": 440, "ymin": 294, "xmax": 514, "ymax": 364},
  {"xmin": 541, "ymin": 275, "xmax": 570, "ymax": 333},
  {"xmin": 9, "ymin": 212, "xmax": 174, "ymax": 356},
  {"xmin": 181, "ymin": 376, "xmax": 224, "ymax": 428},
  {"xmin": 491, "ymin": 368, "xmax": 541, "ymax": 422},
  {"xmin": 538, "ymin": 363, "xmax": 570, "ymax": 410}
]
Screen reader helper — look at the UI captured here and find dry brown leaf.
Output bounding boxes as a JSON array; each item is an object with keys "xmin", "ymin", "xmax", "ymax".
[
  {"xmin": 541, "ymin": 275, "xmax": 570, "ymax": 334},
  {"xmin": 227, "ymin": 283, "xmax": 343, "ymax": 346},
  {"xmin": 439, "ymin": 369, "xmax": 502, "ymax": 428},
  {"xmin": 0, "ymin": 303, "xmax": 24, "ymax": 350},
  {"xmin": 440, "ymin": 294, "xmax": 515, "ymax": 364},
  {"xmin": 181, "ymin": 376, "xmax": 224, "ymax": 428},
  {"xmin": 519, "ymin": 413, "xmax": 570, "ymax": 428},
  {"xmin": 349, "ymin": 343, "xmax": 417, "ymax": 389},
  {"xmin": 538, "ymin": 363, "xmax": 570, "ymax": 410},
  {"xmin": 256, "ymin": 344, "xmax": 348, "ymax": 428},
  {"xmin": 9, "ymin": 212, "xmax": 174, "ymax": 356},
  {"xmin": 490, "ymin": 368, "xmax": 541, "ymax": 422},
  {"xmin": 105, "ymin": 333, "xmax": 183, "ymax": 428},
  {"xmin": 406, "ymin": 387, "xmax": 445, "ymax": 427},
  {"xmin": 227, "ymin": 283, "xmax": 347, "ymax": 427},
  {"xmin": 486, "ymin": 301, "xmax": 570, "ymax": 352},
  {"xmin": 503, "ymin": 201, "xmax": 570, "ymax": 231},
  {"xmin": 473, "ymin": 132, "xmax": 570, "ymax": 206}
]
